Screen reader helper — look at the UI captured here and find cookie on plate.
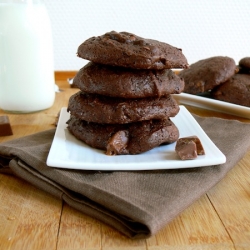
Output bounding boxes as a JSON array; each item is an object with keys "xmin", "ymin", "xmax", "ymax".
[
  {"xmin": 211, "ymin": 74, "xmax": 250, "ymax": 107},
  {"xmin": 67, "ymin": 116, "xmax": 179, "ymax": 155},
  {"xmin": 67, "ymin": 91, "xmax": 180, "ymax": 124},
  {"xmin": 73, "ymin": 62, "xmax": 185, "ymax": 98},
  {"xmin": 77, "ymin": 31, "xmax": 188, "ymax": 70},
  {"xmin": 179, "ymin": 56, "xmax": 236, "ymax": 94},
  {"xmin": 239, "ymin": 57, "xmax": 250, "ymax": 69},
  {"xmin": 238, "ymin": 57, "xmax": 250, "ymax": 73}
]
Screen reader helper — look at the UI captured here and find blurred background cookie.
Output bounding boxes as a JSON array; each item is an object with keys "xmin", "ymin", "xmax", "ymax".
[
  {"xmin": 212, "ymin": 74, "xmax": 250, "ymax": 107},
  {"xmin": 179, "ymin": 56, "xmax": 236, "ymax": 94},
  {"xmin": 238, "ymin": 57, "xmax": 250, "ymax": 74}
]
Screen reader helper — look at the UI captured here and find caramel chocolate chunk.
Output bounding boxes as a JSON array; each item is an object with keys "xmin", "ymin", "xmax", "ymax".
[
  {"xmin": 106, "ymin": 130, "xmax": 129, "ymax": 155},
  {"xmin": 0, "ymin": 116, "xmax": 13, "ymax": 136},
  {"xmin": 183, "ymin": 135, "xmax": 205, "ymax": 155},
  {"xmin": 175, "ymin": 140, "xmax": 197, "ymax": 160},
  {"xmin": 175, "ymin": 136, "xmax": 205, "ymax": 160}
]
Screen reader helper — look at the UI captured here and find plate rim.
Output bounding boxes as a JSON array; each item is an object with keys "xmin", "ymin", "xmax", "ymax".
[{"xmin": 173, "ymin": 93, "xmax": 250, "ymax": 119}]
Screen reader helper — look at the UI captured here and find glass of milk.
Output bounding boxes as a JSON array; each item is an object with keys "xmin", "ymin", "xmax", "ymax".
[{"xmin": 0, "ymin": 0, "xmax": 55, "ymax": 113}]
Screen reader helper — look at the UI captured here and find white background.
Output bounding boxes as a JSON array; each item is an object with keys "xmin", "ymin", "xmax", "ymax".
[{"xmin": 43, "ymin": 0, "xmax": 250, "ymax": 71}]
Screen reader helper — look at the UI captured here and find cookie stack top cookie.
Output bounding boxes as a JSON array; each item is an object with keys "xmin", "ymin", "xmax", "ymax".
[{"xmin": 77, "ymin": 31, "xmax": 188, "ymax": 70}]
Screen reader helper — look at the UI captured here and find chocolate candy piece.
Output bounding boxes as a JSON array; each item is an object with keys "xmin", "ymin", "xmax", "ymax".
[
  {"xmin": 175, "ymin": 140, "xmax": 197, "ymax": 160},
  {"xmin": 175, "ymin": 136, "xmax": 205, "ymax": 160},
  {"xmin": 184, "ymin": 135, "xmax": 205, "ymax": 155},
  {"xmin": 0, "ymin": 116, "xmax": 13, "ymax": 136},
  {"xmin": 106, "ymin": 130, "xmax": 129, "ymax": 155}
]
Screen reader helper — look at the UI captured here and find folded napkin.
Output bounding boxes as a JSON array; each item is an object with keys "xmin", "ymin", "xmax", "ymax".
[{"xmin": 0, "ymin": 115, "xmax": 250, "ymax": 239}]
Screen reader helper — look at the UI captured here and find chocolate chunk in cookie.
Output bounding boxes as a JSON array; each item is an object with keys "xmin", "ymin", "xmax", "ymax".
[
  {"xmin": 67, "ymin": 91, "xmax": 180, "ymax": 124},
  {"xmin": 179, "ymin": 56, "xmax": 236, "ymax": 94},
  {"xmin": 67, "ymin": 116, "xmax": 179, "ymax": 155},
  {"xmin": 212, "ymin": 74, "xmax": 250, "ymax": 107},
  {"xmin": 77, "ymin": 31, "xmax": 188, "ymax": 70},
  {"xmin": 73, "ymin": 62, "xmax": 185, "ymax": 98}
]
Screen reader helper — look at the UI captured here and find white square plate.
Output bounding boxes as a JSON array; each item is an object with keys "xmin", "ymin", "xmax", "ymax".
[
  {"xmin": 46, "ymin": 106, "xmax": 226, "ymax": 170},
  {"xmin": 173, "ymin": 93, "xmax": 250, "ymax": 119}
]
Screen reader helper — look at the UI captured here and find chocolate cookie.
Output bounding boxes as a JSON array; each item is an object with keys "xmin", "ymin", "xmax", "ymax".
[
  {"xmin": 179, "ymin": 56, "xmax": 236, "ymax": 94},
  {"xmin": 212, "ymin": 74, "xmax": 250, "ymax": 107},
  {"xmin": 239, "ymin": 57, "xmax": 250, "ymax": 69},
  {"xmin": 77, "ymin": 31, "xmax": 188, "ymax": 70},
  {"xmin": 68, "ymin": 91, "xmax": 180, "ymax": 124},
  {"xmin": 238, "ymin": 57, "xmax": 250, "ymax": 73},
  {"xmin": 73, "ymin": 62, "xmax": 185, "ymax": 98},
  {"xmin": 67, "ymin": 116, "xmax": 179, "ymax": 155}
]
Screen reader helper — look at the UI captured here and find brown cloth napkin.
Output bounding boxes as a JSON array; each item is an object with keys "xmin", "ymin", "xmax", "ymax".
[{"xmin": 0, "ymin": 115, "xmax": 250, "ymax": 239}]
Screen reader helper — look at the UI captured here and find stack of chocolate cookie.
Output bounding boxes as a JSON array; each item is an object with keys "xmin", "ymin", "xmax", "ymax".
[{"xmin": 67, "ymin": 31, "xmax": 188, "ymax": 155}]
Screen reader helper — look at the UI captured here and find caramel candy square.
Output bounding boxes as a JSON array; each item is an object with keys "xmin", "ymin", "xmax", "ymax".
[
  {"xmin": 175, "ymin": 135, "xmax": 205, "ymax": 160},
  {"xmin": 183, "ymin": 135, "xmax": 205, "ymax": 155},
  {"xmin": 175, "ymin": 139, "xmax": 197, "ymax": 160},
  {"xmin": 0, "ymin": 116, "xmax": 13, "ymax": 136}
]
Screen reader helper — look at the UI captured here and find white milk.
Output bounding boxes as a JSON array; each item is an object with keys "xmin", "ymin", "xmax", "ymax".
[{"xmin": 0, "ymin": 1, "xmax": 55, "ymax": 113}]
